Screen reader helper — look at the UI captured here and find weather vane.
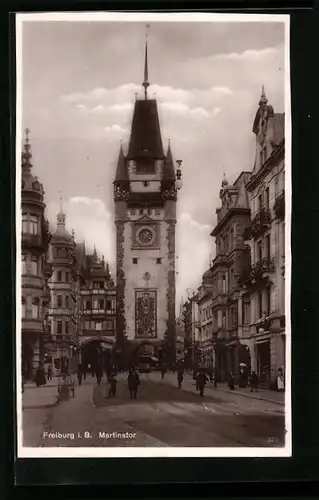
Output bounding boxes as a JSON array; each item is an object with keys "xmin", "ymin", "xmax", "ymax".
[{"xmin": 25, "ymin": 127, "xmax": 30, "ymax": 143}]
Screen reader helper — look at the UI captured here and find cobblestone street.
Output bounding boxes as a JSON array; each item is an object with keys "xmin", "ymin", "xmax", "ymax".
[{"xmin": 22, "ymin": 372, "xmax": 285, "ymax": 448}]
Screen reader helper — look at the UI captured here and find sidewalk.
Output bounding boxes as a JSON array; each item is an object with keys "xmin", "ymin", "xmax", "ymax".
[
  {"xmin": 22, "ymin": 376, "xmax": 62, "ymax": 409},
  {"xmin": 157, "ymin": 372, "xmax": 285, "ymax": 406}
]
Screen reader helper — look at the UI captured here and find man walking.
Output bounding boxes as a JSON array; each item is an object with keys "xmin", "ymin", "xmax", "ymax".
[
  {"xmin": 108, "ymin": 373, "xmax": 117, "ymax": 398},
  {"xmin": 177, "ymin": 369, "xmax": 184, "ymax": 389},
  {"xmin": 161, "ymin": 365, "xmax": 166, "ymax": 380},
  {"xmin": 196, "ymin": 370, "xmax": 208, "ymax": 397},
  {"xmin": 128, "ymin": 369, "xmax": 140, "ymax": 399},
  {"xmin": 96, "ymin": 366, "xmax": 102, "ymax": 387},
  {"xmin": 250, "ymin": 371, "xmax": 259, "ymax": 392}
]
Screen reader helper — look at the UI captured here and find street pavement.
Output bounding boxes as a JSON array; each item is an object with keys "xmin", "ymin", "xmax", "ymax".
[{"xmin": 22, "ymin": 371, "xmax": 286, "ymax": 448}]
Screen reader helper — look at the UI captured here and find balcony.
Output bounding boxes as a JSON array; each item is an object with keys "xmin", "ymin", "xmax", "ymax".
[
  {"xmin": 212, "ymin": 253, "xmax": 229, "ymax": 267},
  {"xmin": 250, "ymin": 208, "xmax": 271, "ymax": 238},
  {"xmin": 251, "ymin": 258, "xmax": 275, "ymax": 281},
  {"xmin": 21, "ymin": 233, "xmax": 42, "ymax": 249},
  {"xmin": 254, "ymin": 316, "xmax": 271, "ymax": 334},
  {"xmin": 274, "ymin": 190, "xmax": 285, "ymax": 220}
]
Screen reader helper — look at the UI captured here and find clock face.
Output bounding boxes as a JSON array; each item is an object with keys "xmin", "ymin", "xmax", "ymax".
[{"xmin": 136, "ymin": 226, "xmax": 155, "ymax": 246}]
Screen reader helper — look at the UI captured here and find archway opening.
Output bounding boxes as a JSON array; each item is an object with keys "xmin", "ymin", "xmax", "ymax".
[{"xmin": 81, "ymin": 339, "xmax": 114, "ymax": 374}]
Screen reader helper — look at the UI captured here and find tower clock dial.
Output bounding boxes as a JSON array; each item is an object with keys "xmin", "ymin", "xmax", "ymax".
[{"xmin": 136, "ymin": 226, "xmax": 155, "ymax": 246}]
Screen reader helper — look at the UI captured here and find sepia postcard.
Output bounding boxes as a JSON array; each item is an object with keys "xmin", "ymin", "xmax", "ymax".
[{"xmin": 16, "ymin": 11, "xmax": 291, "ymax": 458}]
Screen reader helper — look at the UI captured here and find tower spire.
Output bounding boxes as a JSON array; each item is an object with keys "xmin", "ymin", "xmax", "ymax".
[
  {"xmin": 142, "ymin": 25, "xmax": 150, "ymax": 100},
  {"xmin": 21, "ymin": 127, "xmax": 32, "ymax": 173}
]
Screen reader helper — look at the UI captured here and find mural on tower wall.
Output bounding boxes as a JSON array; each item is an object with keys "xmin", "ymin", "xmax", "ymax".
[{"xmin": 135, "ymin": 289, "xmax": 157, "ymax": 338}]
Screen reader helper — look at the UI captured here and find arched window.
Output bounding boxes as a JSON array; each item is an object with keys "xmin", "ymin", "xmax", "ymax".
[
  {"xmin": 22, "ymin": 297, "xmax": 26, "ymax": 318},
  {"xmin": 32, "ymin": 297, "xmax": 39, "ymax": 319}
]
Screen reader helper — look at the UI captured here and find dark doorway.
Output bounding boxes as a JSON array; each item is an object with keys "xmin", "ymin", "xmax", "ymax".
[
  {"xmin": 257, "ymin": 340, "xmax": 271, "ymax": 384},
  {"xmin": 81, "ymin": 340, "xmax": 113, "ymax": 374}
]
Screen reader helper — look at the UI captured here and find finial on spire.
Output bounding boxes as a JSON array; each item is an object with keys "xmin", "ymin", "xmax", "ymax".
[
  {"xmin": 259, "ymin": 84, "xmax": 268, "ymax": 107},
  {"xmin": 142, "ymin": 25, "xmax": 150, "ymax": 100},
  {"xmin": 222, "ymin": 171, "xmax": 228, "ymax": 187},
  {"xmin": 25, "ymin": 127, "xmax": 30, "ymax": 144},
  {"xmin": 58, "ymin": 190, "xmax": 64, "ymax": 213}
]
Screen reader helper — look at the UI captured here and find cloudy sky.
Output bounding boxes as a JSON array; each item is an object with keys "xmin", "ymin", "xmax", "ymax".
[{"xmin": 20, "ymin": 15, "xmax": 286, "ymax": 306}]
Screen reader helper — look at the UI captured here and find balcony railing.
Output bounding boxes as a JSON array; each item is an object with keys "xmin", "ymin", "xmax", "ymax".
[
  {"xmin": 213, "ymin": 253, "xmax": 229, "ymax": 267},
  {"xmin": 274, "ymin": 190, "xmax": 285, "ymax": 220},
  {"xmin": 250, "ymin": 208, "xmax": 271, "ymax": 238},
  {"xmin": 251, "ymin": 257, "xmax": 275, "ymax": 280}
]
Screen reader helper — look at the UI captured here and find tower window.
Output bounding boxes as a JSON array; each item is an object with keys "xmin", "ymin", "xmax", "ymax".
[
  {"xmin": 21, "ymin": 254, "xmax": 26, "ymax": 274},
  {"xmin": 31, "ymin": 255, "xmax": 38, "ymax": 275},
  {"xmin": 156, "ymin": 258, "xmax": 162, "ymax": 264},
  {"xmin": 139, "ymin": 209, "xmax": 144, "ymax": 215},
  {"xmin": 65, "ymin": 321, "xmax": 69, "ymax": 334},
  {"xmin": 32, "ymin": 297, "xmax": 39, "ymax": 319},
  {"xmin": 106, "ymin": 300, "xmax": 112, "ymax": 310},
  {"xmin": 144, "ymin": 181, "xmax": 149, "ymax": 187},
  {"xmin": 30, "ymin": 215, "xmax": 38, "ymax": 235},
  {"xmin": 65, "ymin": 272, "xmax": 69, "ymax": 283},
  {"xmin": 133, "ymin": 258, "xmax": 138, "ymax": 264},
  {"xmin": 65, "ymin": 295, "xmax": 69, "ymax": 308},
  {"xmin": 22, "ymin": 213, "xmax": 28, "ymax": 234},
  {"xmin": 57, "ymin": 271, "xmax": 62, "ymax": 282},
  {"xmin": 99, "ymin": 299, "xmax": 104, "ymax": 309},
  {"xmin": 136, "ymin": 159, "xmax": 155, "ymax": 174},
  {"xmin": 57, "ymin": 321, "xmax": 62, "ymax": 334},
  {"xmin": 57, "ymin": 295, "xmax": 62, "ymax": 308}
]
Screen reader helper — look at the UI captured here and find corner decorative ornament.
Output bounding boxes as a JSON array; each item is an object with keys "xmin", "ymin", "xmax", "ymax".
[{"xmin": 113, "ymin": 184, "xmax": 130, "ymax": 201}]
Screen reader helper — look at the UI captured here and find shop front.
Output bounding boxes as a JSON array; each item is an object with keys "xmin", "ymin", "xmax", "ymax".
[{"xmin": 256, "ymin": 337, "xmax": 271, "ymax": 385}]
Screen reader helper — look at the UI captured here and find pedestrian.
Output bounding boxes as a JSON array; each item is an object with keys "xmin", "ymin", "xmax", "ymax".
[
  {"xmin": 128, "ymin": 369, "xmax": 140, "ymax": 399},
  {"xmin": 77, "ymin": 367, "xmax": 82, "ymax": 386},
  {"xmin": 108, "ymin": 374, "xmax": 117, "ymax": 398},
  {"xmin": 96, "ymin": 366, "xmax": 102, "ymax": 387},
  {"xmin": 195, "ymin": 371, "xmax": 200, "ymax": 390},
  {"xmin": 213, "ymin": 368, "xmax": 218, "ymax": 388},
  {"xmin": 250, "ymin": 371, "xmax": 259, "ymax": 392},
  {"xmin": 228, "ymin": 371, "xmax": 235, "ymax": 390},
  {"xmin": 47, "ymin": 364, "xmax": 52, "ymax": 381},
  {"xmin": 277, "ymin": 368, "xmax": 285, "ymax": 392},
  {"xmin": 208, "ymin": 368, "xmax": 214, "ymax": 383},
  {"xmin": 196, "ymin": 370, "xmax": 208, "ymax": 397},
  {"xmin": 177, "ymin": 370, "xmax": 183, "ymax": 388},
  {"xmin": 35, "ymin": 365, "xmax": 46, "ymax": 387},
  {"xmin": 161, "ymin": 366, "xmax": 166, "ymax": 380}
]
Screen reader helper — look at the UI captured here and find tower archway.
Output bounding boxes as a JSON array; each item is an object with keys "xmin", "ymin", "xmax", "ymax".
[{"xmin": 80, "ymin": 337, "xmax": 115, "ymax": 374}]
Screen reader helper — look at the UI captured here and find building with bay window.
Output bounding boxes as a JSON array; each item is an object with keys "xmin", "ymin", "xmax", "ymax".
[
  {"xmin": 21, "ymin": 129, "xmax": 52, "ymax": 380},
  {"xmin": 47, "ymin": 206, "xmax": 78, "ymax": 374},
  {"xmin": 241, "ymin": 87, "xmax": 285, "ymax": 388}
]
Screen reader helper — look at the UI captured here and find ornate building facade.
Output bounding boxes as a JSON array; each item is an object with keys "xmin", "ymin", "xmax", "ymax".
[
  {"xmin": 241, "ymin": 88, "xmax": 285, "ymax": 388},
  {"xmin": 47, "ymin": 206, "xmax": 78, "ymax": 373},
  {"xmin": 77, "ymin": 245, "xmax": 116, "ymax": 371},
  {"xmin": 113, "ymin": 41, "xmax": 181, "ymax": 366},
  {"xmin": 21, "ymin": 129, "xmax": 52, "ymax": 380},
  {"xmin": 197, "ymin": 172, "xmax": 252, "ymax": 381}
]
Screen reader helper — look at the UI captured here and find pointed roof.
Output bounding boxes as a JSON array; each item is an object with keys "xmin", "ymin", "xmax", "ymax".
[
  {"xmin": 142, "ymin": 39, "xmax": 150, "ymax": 100},
  {"xmin": 162, "ymin": 142, "xmax": 175, "ymax": 181},
  {"xmin": 127, "ymin": 99, "xmax": 165, "ymax": 160},
  {"xmin": 114, "ymin": 143, "xmax": 129, "ymax": 182}
]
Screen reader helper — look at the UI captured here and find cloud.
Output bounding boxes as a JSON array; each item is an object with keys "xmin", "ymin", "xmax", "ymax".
[
  {"xmin": 176, "ymin": 212, "xmax": 214, "ymax": 303},
  {"xmin": 47, "ymin": 197, "xmax": 116, "ymax": 273},
  {"xmin": 104, "ymin": 124, "xmax": 128, "ymax": 134},
  {"xmin": 214, "ymin": 45, "xmax": 281, "ymax": 61}
]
